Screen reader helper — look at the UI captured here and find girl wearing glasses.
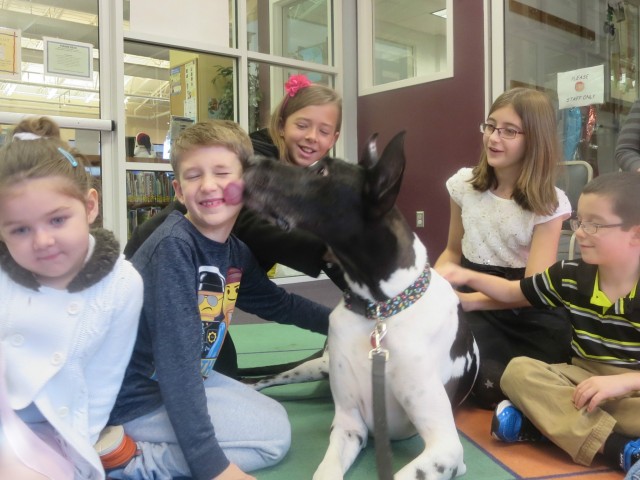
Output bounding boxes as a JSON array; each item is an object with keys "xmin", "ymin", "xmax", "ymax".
[{"xmin": 435, "ymin": 87, "xmax": 573, "ymax": 409}]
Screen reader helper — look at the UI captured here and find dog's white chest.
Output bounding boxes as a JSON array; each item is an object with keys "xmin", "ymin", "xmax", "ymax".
[{"xmin": 327, "ymin": 273, "xmax": 462, "ymax": 435}]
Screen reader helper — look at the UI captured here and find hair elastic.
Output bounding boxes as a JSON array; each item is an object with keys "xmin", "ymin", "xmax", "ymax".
[
  {"xmin": 13, "ymin": 132, "xmax": 43, "ymax": 141},
  {"xmin": 57, "ymin": 147, "xmax": 78, "ymax": 167}
]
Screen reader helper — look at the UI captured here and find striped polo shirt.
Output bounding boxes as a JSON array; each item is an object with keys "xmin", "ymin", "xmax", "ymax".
[{"xmin": 521, "ymin": 259, "xmax": 640, "ymax": 368}]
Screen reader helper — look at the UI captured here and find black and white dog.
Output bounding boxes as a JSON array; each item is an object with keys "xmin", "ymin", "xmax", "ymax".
[{"xmin": 240, "ymin": 132, "xmax": 479, "ymax": 480}]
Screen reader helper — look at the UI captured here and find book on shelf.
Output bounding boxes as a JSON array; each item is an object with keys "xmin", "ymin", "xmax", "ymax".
[
  {"xmin": 126, "ymin": 171, "xmax": 175, "ymax": 205},
  {"xmin": 127, "ymin": 205, "xmax": 165, "ymax": 238}
]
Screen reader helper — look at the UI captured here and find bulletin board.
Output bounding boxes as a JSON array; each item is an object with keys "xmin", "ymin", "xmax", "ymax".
[{"xmin": 169, "ymin": 59, "xmax": 198, "ymax": 120}]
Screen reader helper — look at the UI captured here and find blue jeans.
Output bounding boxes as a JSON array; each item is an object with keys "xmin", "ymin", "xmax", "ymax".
[
  {"xmin": 112, "ymin": 373, "xmax": 291, "ymax": 479},
  {"xmin": 627, "ymin": 460, "xmax": 640, "ymax": 480}
]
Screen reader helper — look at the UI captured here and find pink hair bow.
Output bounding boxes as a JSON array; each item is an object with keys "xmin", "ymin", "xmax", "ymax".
[{"xmin": 285, "ymin": 74, "xmax": 312, "ymax": 97}]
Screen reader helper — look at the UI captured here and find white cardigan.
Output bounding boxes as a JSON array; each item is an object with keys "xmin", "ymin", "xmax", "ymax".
[{"xmin": 0, "ymin": 235, "xmax": 142, "ymax": 480}]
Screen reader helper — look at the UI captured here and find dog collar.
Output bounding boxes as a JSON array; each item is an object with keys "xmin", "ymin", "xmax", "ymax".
[{"xmin": 343, "ymin": 263, "xmax": 431, "ymax": 320}]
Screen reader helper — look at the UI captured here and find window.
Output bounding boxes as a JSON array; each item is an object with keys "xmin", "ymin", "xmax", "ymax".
[
  {"xmin": 499, "ymin": 0, "xmax": 638, "ymax": 176},
  {"xmin": 248, "ymin": 0, "xmax": 333, "ymax": 66},
  {"xmin": 357, "ymin": 0, "xmax": 453, "ymax": 95},
  {"xmin": 0, "ymin": 2, "xmax": 101, "ymax": 118}
]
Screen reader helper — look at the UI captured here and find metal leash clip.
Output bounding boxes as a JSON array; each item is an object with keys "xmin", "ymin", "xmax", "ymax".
[{"xmin": 369, "ymin": 320, "xmax": 389, "ymax": 360}]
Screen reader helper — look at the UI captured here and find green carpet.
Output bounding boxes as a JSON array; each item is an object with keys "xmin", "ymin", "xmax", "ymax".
[{"xmin": 233, "ymin": 323, "xmax": 513, "ymax": 479}]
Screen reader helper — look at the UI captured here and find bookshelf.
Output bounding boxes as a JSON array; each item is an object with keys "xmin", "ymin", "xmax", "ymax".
[{"xmin": 125, "ymin": 165, "xmax": 174, "ymax": 238}]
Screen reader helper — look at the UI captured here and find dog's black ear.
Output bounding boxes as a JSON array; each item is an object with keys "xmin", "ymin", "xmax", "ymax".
[
  {"xmin": 359, "ymin": 133, "xmax": 379, "ymax": 168},
  {"xmin": 364, "ymin": 131, "xmax": 406, "ymax": 219}
]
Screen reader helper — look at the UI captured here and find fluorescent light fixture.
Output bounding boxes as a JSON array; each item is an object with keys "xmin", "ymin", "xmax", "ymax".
[{"xmin": 431, "ymin": 8, "xmax": 447, "ymax": 18}]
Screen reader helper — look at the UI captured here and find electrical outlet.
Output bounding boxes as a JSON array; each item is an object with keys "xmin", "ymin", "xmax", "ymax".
[{"xmin": 416, "ymin": 211, "xmax": 424, "ymax": 228}]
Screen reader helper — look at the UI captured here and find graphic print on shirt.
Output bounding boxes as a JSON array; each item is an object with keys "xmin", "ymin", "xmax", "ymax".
[
  {"xmin": 198, "ymin": 266, "xmax": 242, "ymax": 377},
  {"xmin": 223, "ymin": 267, "xmax": 242, "ymax": 324}
]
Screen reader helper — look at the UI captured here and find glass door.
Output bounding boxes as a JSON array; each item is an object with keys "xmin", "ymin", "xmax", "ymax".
[{"xmin": 496, "ymin": 0, "xmax": 640, "ymax": 175}]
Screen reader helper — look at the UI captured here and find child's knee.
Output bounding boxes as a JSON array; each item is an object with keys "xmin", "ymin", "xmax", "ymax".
[
  {"xmin": 266, "ymin": 400, "xmax": 292, "ymax": 452},
  {"xmin": 500, "ymin": 356, "xmax": 534, "ymax": 394},
  {"xmin": 260, "ymin": 411, "xmax": 291, "ymax": 467}
]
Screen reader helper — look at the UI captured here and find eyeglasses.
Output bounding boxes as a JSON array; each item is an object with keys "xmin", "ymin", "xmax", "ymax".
[
  {"xmin": 480, "ymin": 123, "xmax": 524, "ymax": 140},
  {"xmin": 569, "ymin": 219, "xmax": 625, "ymax": 235}
]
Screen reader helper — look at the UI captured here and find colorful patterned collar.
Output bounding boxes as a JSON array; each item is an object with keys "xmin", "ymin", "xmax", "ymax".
[{"xmin": 343, "ymin": 263, "xmax": 431, "ymax": 320}]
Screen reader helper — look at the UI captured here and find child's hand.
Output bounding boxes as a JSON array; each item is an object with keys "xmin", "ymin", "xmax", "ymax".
[
  {"xmin": 455, "ymin": 291, "xmax": 476, "ymax": 312},
  {"xmin": 213, "ymin": 463, "xmax": 256, "ymax": 480},
  {"xmin": 573, "ymin": 373, "xmax": 639, "ymax": 412},
  {"xmin": 437, "ymin": 263, "xmax": 470, "ymax": 288}
]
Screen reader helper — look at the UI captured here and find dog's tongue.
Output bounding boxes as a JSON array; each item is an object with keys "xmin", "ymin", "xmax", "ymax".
[{"xmin": 224, "ymin": 180, "xmax": 244, "ymax": 205}]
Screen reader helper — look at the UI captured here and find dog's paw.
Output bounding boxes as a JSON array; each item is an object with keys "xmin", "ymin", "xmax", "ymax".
[
  {"xmin": 395, "ymin": 463, "xmax": 465, "ymax": 480},
  {"xmin": 395, "ymin": 450, "xmax": 466, "ymax": 480}
]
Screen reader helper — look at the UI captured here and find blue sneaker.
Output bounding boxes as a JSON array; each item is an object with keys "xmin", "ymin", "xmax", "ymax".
[
  {"xmin": 623, "ymin": 438, "xmax": 640, "ymax": 472},
  {"xmin": 491, "ymin": 400, "xmax": 544, "ymax": 443}
]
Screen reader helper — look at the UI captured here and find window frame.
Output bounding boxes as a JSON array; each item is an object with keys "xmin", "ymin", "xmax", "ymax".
[{"xmin": 357, "ymin": 0, "xmax": 454, "ymax": 96}]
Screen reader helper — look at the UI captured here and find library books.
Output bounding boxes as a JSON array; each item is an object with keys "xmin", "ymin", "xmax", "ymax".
[{"xmin": 126, "ymin": 171, "xmax": 175, "ymax": 204}]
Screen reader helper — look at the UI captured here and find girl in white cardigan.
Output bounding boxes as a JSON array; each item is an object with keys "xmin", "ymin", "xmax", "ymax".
[{"xmin": 0, "ymin": 117, "xmax": 143, "ymax": 480}]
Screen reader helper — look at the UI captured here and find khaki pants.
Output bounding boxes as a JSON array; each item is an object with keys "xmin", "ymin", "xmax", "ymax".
[{"xmin": 501, "ymin": 356, "xmax": 640, "ymax": 466}]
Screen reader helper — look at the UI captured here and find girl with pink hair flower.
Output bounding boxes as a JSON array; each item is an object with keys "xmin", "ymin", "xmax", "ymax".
[
  {"xmin": 236, "ymin": 74, "xmax": 347, "ymax": 290},
  {"xmin": 250, "ymin": 73, "xmax": 342, "ymax": 166}
]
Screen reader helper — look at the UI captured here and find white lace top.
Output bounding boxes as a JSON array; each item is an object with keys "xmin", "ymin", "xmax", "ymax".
[{"xmin": 447, "ymin": 168, "xmax": 571, "ymax": 268}]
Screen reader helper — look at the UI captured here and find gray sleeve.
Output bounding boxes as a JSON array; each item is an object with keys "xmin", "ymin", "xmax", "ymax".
[
  {"xmin": 236, "ymin": 252, "xmax": 331, "ymax": 335},
  {"xmin": 616, "ymin": 99, "xmax": 640, "ymax": 172}
]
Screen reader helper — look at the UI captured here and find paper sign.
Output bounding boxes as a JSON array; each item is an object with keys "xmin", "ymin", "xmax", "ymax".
[
  {"xmin": 43, "ymin": 37, "xmax": 93, "ymax": 81},
  {"xmin": 0, "ymin": 27, "xmax": 21, "ymax": 80},
  {"xmin": 557, "ymin": 65, "xmax": 604, "ymax": 109}
]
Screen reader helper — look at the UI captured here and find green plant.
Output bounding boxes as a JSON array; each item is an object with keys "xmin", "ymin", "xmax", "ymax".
[{"xmin": 210, "ymin": 65, "xmax": 262, "ymax": 131}]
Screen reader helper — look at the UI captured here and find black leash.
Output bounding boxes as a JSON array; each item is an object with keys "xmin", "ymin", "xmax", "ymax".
[{"xmin": 370, "ymin": 320, "xmax": 394, "ymax": 480}]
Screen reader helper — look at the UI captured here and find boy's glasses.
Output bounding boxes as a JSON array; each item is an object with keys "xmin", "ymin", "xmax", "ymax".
[
  {"xmin": 480, "ymin": 123, "xmax": 524, "ymax": 139},
  {"xmin": 569, "ymin": 218, "xmax": 625, "ymax": 235}
]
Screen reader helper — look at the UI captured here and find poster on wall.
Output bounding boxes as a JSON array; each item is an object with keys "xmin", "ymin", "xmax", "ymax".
[
  {"xmin": 557, "ymin": 65, "xmax": 604, "ymax": 109},
  {"xmin": 170, "ymin": 67, "xmax": 181, "ymax": 96},
  {"xmin": 0, "ymin": 27, "xmax": 21, "ymax": 80},
  {"xmin": 184, "ymin": 97, "xmax": 197, "ymax": 120},
  {"xmin": 43, "ymin": 37, "xmax": 93, "ymax": 81},
  {"xmin": 184, "ymin": 60, "xmax": 197, "ymax": 98}
]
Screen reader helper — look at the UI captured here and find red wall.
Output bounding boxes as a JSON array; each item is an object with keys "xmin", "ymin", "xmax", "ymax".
[{"xmin": 357, "ymin": 0, "xmax": 485, "ymax": 260}]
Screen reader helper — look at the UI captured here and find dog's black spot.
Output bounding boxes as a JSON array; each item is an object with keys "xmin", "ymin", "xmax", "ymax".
[
  {"xmin": 448, "ymin": 315, "xmax": 479, "ymax": 406},
  {"xmin": 356, "ymin": 434, "xmax": 365, "ymax": 447},
  {"xmin": 434, "ymin": 463, "xmax": 445, "ymax": 474},
  {"xmin": 414, "ymin": 468, "xmax": 426, "ymax": 480},
  {"xmin": 293, "ymin": 371, "xmax": 300, "ymax": 376},
  {"xmin": 449, "ymin": 467, "xmax": 458, "ymax": 479}
]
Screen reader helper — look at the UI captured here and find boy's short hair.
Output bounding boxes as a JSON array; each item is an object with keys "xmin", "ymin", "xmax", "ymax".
[
  {"xmin": 582, "ymin": 171, "xmax": 640, "ymax": 228},
  {"xmin": 170, "ymin": 120, "xmax": 253, "ymax": 174}
]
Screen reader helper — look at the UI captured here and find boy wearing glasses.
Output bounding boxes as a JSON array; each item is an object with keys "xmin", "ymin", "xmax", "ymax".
[{"xmin": 439, "ymin": 171, "xmax": 640, "ymax": 474}]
